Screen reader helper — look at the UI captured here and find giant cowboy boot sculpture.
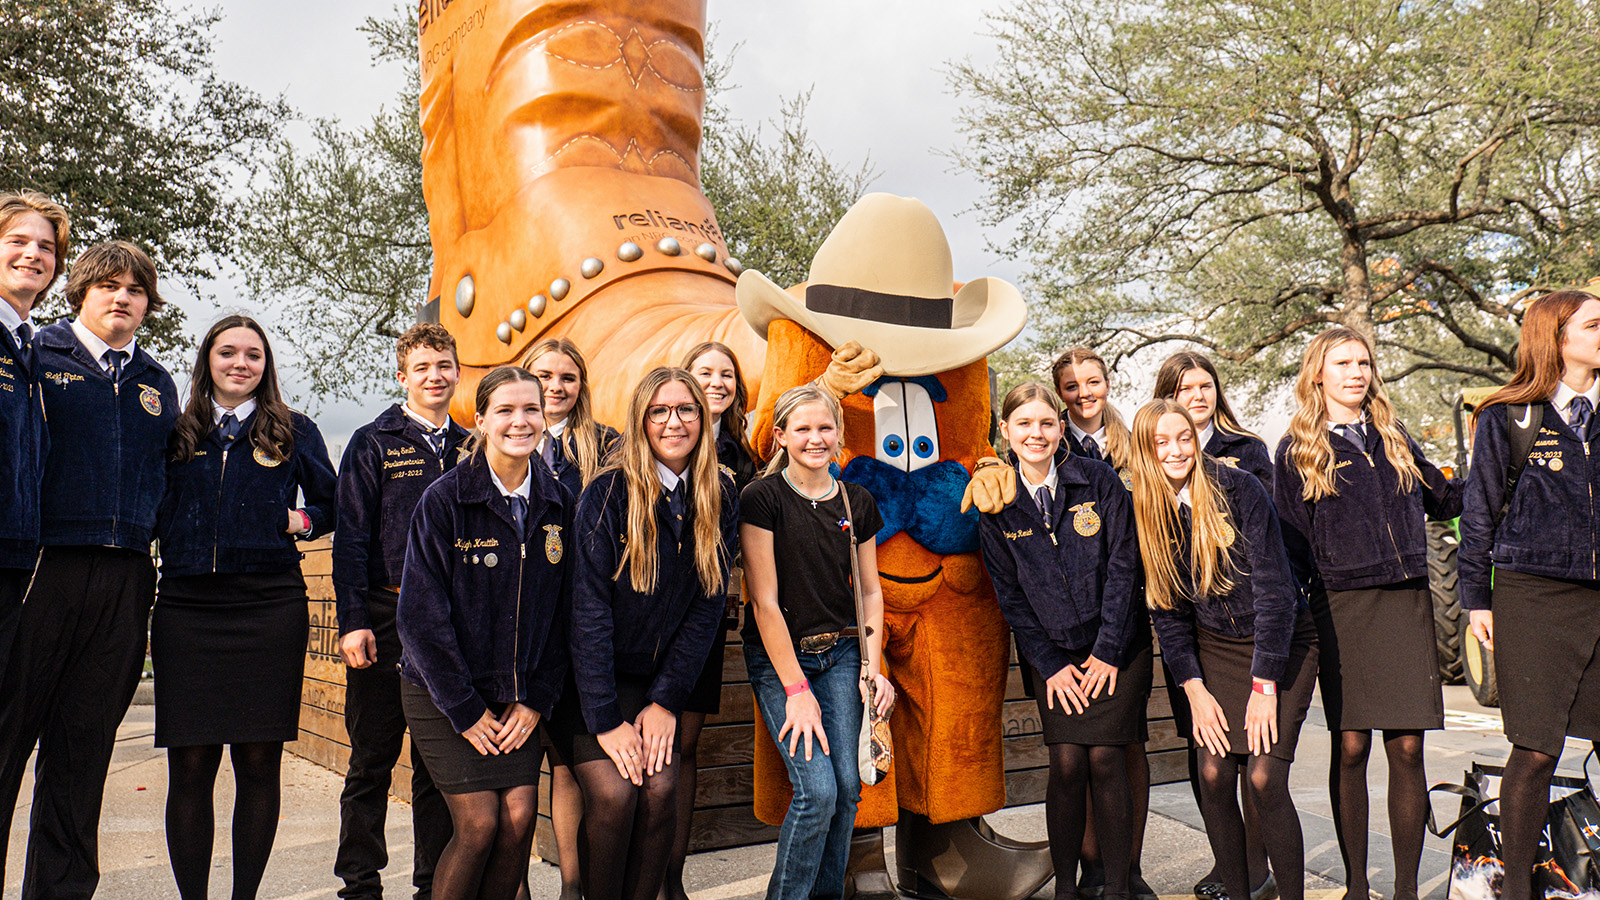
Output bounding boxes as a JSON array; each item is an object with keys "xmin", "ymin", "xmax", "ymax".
[
  {"xmin": 743, "ymin": 194, "xmax": 1053, "ymax": 900},
  {"xmin": 416, "ymin": 0, "xmax": 763, "ymax": 424}
]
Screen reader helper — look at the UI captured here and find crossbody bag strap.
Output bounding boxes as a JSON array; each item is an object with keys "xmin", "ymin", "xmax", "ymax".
[
  {"xmin": 839, "ymin": 485, "xmax": 872, "ymax": 674},
  {"xmin": 1496, "ymin": 402, "xmax": 1543, "ymax": 528}
]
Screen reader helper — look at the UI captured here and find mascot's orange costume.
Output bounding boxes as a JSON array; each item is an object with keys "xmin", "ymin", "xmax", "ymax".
[
  {"xmin": 415, "ymin": 0, "xmax": 762, "ymax": 423},
  {"xmin": 741, "ymin": 195, "xmax": 1052, "ymax": 900}
]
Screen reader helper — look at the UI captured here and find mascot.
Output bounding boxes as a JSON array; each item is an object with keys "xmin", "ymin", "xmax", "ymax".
[
  {"xmin": 415, "ymin": 0, "xmax": 763, "ymax": 423},
  {"xmin": 740, "ymin": 194, "xmax": 1052, "ymax": 900}
]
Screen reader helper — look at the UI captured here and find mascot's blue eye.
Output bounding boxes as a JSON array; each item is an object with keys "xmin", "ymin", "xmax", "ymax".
[
  {"xmin": 882, "ymin": 435, "xmax": 905, "ymax": 457},
  {"xmin": 912, "ymin": 436, "xmax": 934, "ymax": 458}
]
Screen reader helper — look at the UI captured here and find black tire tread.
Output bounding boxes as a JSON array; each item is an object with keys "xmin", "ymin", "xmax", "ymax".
[{"xmin": 1428, "ymin": 521, "xmax": 1465, "ymax": 684}]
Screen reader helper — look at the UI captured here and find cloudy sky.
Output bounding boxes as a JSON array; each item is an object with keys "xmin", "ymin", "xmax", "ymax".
[{"xmin": 192, "ymin": 0, "xmax": 1026, "ymax": 444}]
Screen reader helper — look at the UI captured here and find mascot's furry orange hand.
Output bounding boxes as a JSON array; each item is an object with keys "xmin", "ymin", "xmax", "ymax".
[{"xmin": 742, "ymin": 194, "xmax": 1026, "ymax": 826}]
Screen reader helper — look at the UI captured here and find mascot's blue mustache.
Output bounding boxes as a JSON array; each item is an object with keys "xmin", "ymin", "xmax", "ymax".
[{"xmin": 839, "ymin": 456, "xmax": 980, "ymax": 555}]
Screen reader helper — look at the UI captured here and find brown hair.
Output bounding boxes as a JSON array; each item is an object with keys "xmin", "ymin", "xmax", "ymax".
[
  {"xmin": 170, "ymin": 315, "xmax": 296, "ymax": 464},
  {"xmin": 469, "ymin": 365, "xmax": 544, "ymax": 456},
  {"xmin": 681, "ymin": 340, "xmax": 757, "ymax": 456},
  {"xmin": 605, "ymin": 367, "xmax": 725, "ymax": 596},
  {"xmin": 64, "ymin": 241, "xmax": 164, "ymax": 314},
  {"xmin": 1478, "ymin": 290, "xmax": 1599, "ymax": 415},
  {"xmin": 999, "ymin": 382, "xmax": 1062, "ymax": 455},
  {"xmin": 1127, "ymin": 400, "xmax": 1238, "ymax": 611},
  {"xmin": 1285, "ymin": 327, "xmax": 1421, "ymax": 501},
  {"xmin": 0, "ymin": 191, "xmax": 70, "ymax": 296},
  {"xmin": 521, "ymin": 337, "xmax": 609, "ymax": 487},
  {"xmin": 395, "ymin": 322, "xmax": 458, "ymax": 372},
  {"xmin": 1151, "ymin": 350, "xmax": 1254, "ymax": 438},
  {"xmin": 1050, "ymin": 346, "xmax": 1131, "ymax": 470}
]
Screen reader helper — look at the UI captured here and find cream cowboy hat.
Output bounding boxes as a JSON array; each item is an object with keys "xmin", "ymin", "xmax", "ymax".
[{"xmin": 737, "ymin": 193, "xmax": 1027, "ymax": 375}]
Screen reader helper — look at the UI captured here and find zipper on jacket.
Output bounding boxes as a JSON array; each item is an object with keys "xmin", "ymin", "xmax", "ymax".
[
  {"xmin": 212, "ymin": 447, "xmax": 229, "ymax": 573},
  {"xmin": 1386, "ymin": 522, "xmax": 1404, "ymax": 567},
  {"xmin": 1363, "ymin": 451, "xmax": 1375, "ymax": 467},
  {"xmin": 514, "ymin": 540, "xmax": 524, "ymax": 698}
]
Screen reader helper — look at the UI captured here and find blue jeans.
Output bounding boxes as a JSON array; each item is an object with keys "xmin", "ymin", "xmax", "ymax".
[{"xmin": 746, "ymin": 636, "xmax": 863, "ymax": 900}]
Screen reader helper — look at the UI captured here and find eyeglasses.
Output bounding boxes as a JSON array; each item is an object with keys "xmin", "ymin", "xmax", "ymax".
[{"xmin": 646, "ymin": 403, "xmax": 701, "ymax": 425}]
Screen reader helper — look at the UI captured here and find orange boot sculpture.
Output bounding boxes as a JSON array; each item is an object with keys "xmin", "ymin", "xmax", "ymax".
[
  {"xmin": 416, "ymin": 0, "xmax": 763, "ymax": 423},
  {"xmin": 741, "ymin": 194, "xmax": 1052, "ymax": 900}
]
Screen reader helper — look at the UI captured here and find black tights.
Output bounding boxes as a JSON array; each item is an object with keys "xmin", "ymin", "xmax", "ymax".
[
  {"xmin": 662, "ymin": 713, "xmax": 706, "ymax": 900},
  {"xmin": 165, "ymin": 742, "xmax": 283, "ymax": 900},
  {"xmin": 433, "ymin": 785, "xmax": 538, "ymax": 900},
  {"xmin": 1197, "ymin": 752, "xmax": 1303, "ymax": 900},
  {"xmin": 1186, "ymin": 743, "xmax": 1269, "ymax": 888},
  {"xmin": 575, "ymin": 754, "xmax": 679, "ymax": 900},
  {"xmin": 1329, "ymin": 730, "xmax": 1427, "ymax": 900},
  {"xmin": 1047, "ymin": 744, "xmax": 1132, "ymax": 900},
  {"xmin": 1499, "ymin": 742, "xmax": 1600, "ymax": 900},
  {"xmin": 551, "ymin": 764, "xmax": 584, "ymax": 899}
]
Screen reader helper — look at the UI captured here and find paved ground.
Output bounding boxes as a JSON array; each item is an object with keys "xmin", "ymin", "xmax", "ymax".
[{"xmin": 5, "ymin": 684, "xmax": 1583, "ymax": 900}]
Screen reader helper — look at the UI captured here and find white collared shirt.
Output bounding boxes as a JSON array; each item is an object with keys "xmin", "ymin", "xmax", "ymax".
[
  {"xmin": 656, "ymin": 459, "xmax": 684, "ymax": 492},
  {"xmin": 0, "ymin": 301, "xmax": 32, "ymax": 348},
  {"xmin": 401, "ymin": 401, "xmax": 450, "ymax": 432},
  {"xmin": 1068, "ymin": 420, "xmax": 1108, "ymax": 450},
  {"xmin": 71, "ymin": 318, "xmax": 136, "ymax": 374},
  {"xmin": 1176, "ymin": 485, "xmax": 1193, "ymax": 507},
  {"xmin": 1197, "ymin": 421, "xmax": 1216, "ymax": 450},
  {"xmin": 1552, "ymin": 378, "xmax": 1600, "ymax": 427},
  {"xmin": 212, "ymin": 397, "xmax": 258, "ymax": 424},
  {"xmin": 712, "ymin": 418, "xmax": 723, "ymax": 441},
  {"xmin": 537, "ymin": 418, "xmax": 569, "ymax": 457},
  {"xmin": 488, "ymin": 463, "xmax": 532, "ymax": 500},
  {"xmin": 1018, "ymin": 461, "xmax": 1059, "ymax": 508}
]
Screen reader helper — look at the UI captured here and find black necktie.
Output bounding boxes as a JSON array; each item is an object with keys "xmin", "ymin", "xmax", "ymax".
[
  {"xmin": 509, "ymin": 494, "xmax": 528, "ymax": 542},
  {"xmin": 1080, "ymin": 435, "xmax": 1101, "ymax": 461},
  {"xmin": 1036, "ymin": 485, "xmax": 1053, "ymax": 529},
  {"xmin": 666, "ymin": 481, "xmax": 686, "ymax": 538},
  {"xmin": 427, "ymin": 424, "xmax": 448, "ymax": 457},
  {"xmin": 104, "ymin": 349, "xmax": 125, "ymax": 383},
  {"xmin": 14, "ymin": 322, "xmax": 34, "ymax": 372},
  {"xmin": 218, "ymin": 412, "xmax": 241, "ymax": 445},
  {"xmin": 1334, "ymin": 423, "xmax": 1364, "ymax": 449},
  {"xmin": 549, "ymin": 434, "xmax": 566, "ymax": 469},
  {"xmin": 1571, "ymin": 397, "xmax": 1593, "ymax": 441}
]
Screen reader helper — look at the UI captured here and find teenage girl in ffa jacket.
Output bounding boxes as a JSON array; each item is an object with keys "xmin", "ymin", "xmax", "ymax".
[
  {"xmin": 397, "ymin": 365, "xmax": 572, "ymax": 900},
  {"xmin": 1460, "ymin": 290, "xmax": 1600, "ymax": 900},
  {"xmin": 151, "ymin": 314, "xmax": 337, "ymax": 900},
  {"xmin": 1272, "ymin": 327, "xmax": 1460, "ymax": 900},
  {"xmin": 1133, "ymin": 400, "xmax": 1318, "ymax": 900},
  {"xmin": 553, "ymin": 367, "xmax": 736, "ymax": 900},
  {"xmin": 666, "ymin": 340, "xmax": 761, "ymax": 900},
  {"xmin": 978, "ymin": 383, "xmax": 1146, "ymax": 900}
]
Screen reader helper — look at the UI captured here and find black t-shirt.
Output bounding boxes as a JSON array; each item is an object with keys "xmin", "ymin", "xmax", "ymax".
[{"xmin": 739, "ymin": 474, "xmax": 884, "ymax": 644}]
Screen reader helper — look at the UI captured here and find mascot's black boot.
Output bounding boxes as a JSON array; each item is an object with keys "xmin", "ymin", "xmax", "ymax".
[
  {"xmin": 844, "ymin": 827, "xmax": 899, "ymax": 900},
  {"xmin": 894, "ymin": 810, "xmax": 1054, "ymax": 900}
]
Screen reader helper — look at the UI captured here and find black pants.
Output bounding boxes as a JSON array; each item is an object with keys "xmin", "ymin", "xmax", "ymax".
[
  {"xmin": 337, "ymin": 589, "xmax": 453, "ymax": 900},
  {"xmin": 0, "ymin": 546, "xmax": 155, "ymax": 900},
  {"xmin": 0, "ymin": 566, "xmax": 30, "ymax": 695}
]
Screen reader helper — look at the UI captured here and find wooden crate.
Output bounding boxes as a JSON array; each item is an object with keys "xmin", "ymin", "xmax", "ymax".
[{"xmin": 288, "ymin": 540, "xmax": 1184, "ymax": 859}]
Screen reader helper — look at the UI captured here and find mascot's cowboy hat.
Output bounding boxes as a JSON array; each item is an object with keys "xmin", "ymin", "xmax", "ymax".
[{"xmin": 737, "ymin": 193, "xmax": 1027, "ymax": 375}]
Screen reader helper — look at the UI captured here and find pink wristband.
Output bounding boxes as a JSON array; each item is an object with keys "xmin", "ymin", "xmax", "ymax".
[
  {"xmin": 296, "ymin": 510, "xmax": 312, "ymax": 535},
  {"xmin": 784, "ymin": 679, "xmax": 810, "ymax": 697}
]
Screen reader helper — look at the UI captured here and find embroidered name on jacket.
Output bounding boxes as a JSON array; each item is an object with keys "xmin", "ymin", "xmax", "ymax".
[{"xmin": 1002, "ymin": 528, "xmax": 1033, "ymax": 541}]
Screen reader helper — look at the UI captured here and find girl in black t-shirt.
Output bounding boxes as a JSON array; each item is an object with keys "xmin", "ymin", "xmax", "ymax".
[{"xmin": 741, "ymin": 383, "xmax": 894, "ymax": 900}]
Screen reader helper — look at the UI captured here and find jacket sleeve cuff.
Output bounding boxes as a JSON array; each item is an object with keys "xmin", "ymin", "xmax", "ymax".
[
  {"xmin": 1168, "ymin": 653, "xmax": 1204, "ymax": 686},
  {"xmin": 525, "ymin": 681, "xmax": 561, "ymax": 721},
  {"xmin": 443, "ymin": 694, "xmax": 489, "ymax": 734},
  {"xmin": 334, "ymin": 589, "xmax": 372, "ymax": 635},
  {"xmin": 1460, "ymin": 580, "xmax": 1493, "ymax": 611},
  {"xmin": 583, "ymin": 701, "xmax": 624, "ymax": 736},
  {"xmin": 1249, "ymin": 650, "xmax": 1290, "ymax": 683},
  {"xmin": 1091, "ymin": 634, "xmax": 1128, "ymax": 669},
  {"xmin": 1035, "ymin": 643, "xmax": 1074, "ymax": 679}
]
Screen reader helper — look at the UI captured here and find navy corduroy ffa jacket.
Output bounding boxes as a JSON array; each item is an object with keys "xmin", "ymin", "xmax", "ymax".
[
  {"xmin": 1460, "ymin": 401, "xmax": 1600, "ymax": 610},
  {"xmin": 1273, "ymin": 425, "xmax": 1461, "ymax": 592},
  {"xmin": 546, "ymin": 422, "xmax": 620, "ymax": 500},
  {"xmin": 978, "ymin": 452, "xmax": 1140, "ymax": 677},
  {"xmin": 333, "ymin": 404, "xmax": 471, "ymax": 634},
  {"xmin": 156, "ymin": 410, "xmax": 338, "ymax": 577},
  {"xmin": 1206, "ymin": 428, "xmax": 1275, "ymax": 496},
  {"xmin": 36, "ymin": 323, "xmax": 178, "ymax": 549},
  {"xmin": 1148, "ymin": 463, "xmax": 1304, "ymax": 685},
  {"xmin": 0, "ymin": 323, "xmax": 47, "ymax": 569},
  {"xmin": 397, "ymin": 452, "xmax": 572, "ymax": 732},
  {"xmin": 570, "ymin": 468, "xmax": 737, "ymax": 735}
]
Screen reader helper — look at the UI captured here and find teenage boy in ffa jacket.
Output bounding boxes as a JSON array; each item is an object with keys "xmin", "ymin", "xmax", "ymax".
[
  {"xmin": 0, "ymin": 192, "xmax": 67, "ymax": 684},
  {"xmin": 0, "ymin": 241, "xmax": 179, "ymax": 900},
  {"xmin": 332, "ymin": 323, "xmax": 469, "ymax": 900}
]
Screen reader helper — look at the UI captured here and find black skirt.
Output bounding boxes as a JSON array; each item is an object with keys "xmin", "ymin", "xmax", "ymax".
[
  {"xmin": 1491, "ymin": 570, "xmax": 1600, "ymax": 757},
  {"xmin": 1194, "ymin": 612, "xmax": 1320, "ymax": 761},
  {"xmin": 400, "ymin": 680, "xmax": 544, "ymax": 794},
  {"xmin": 151, "ymin": 570, "xmax": 309, "ymax": 748},
  {"xmin": 1313, "ymin": 579, "xmax": 1444, "ymax": 732},
  {"xmin": 1028, "ymin": 633, "xmax": 1154, "ymax": 747},
  {"xmin": 682, "ymin": 625, "xmax": 729, "ymax": 715},
  {"xmin": 544, "ymin": 673, "xmax": 677, "ymax": 766}
]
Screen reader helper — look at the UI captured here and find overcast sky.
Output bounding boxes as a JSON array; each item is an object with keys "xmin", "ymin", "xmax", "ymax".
[{"xmin": 185, "ymin": 0, "xmax": 1028, "ymax": 446}]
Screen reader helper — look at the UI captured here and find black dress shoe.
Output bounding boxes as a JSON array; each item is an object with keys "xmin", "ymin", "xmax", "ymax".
[
  {"xmin": 1250, "ymin": 874, "xmax": 1278, "ymax": 900},
  {"xmin": 1129, "ymin": 871, "xmax": 1158, "ymax": 900},
  {"xmin": 1077, "ymin": 862, "xmax": 1106, "ymax": 900},
  {"xmin": 1194, "ymin": 881, "xmax": 1228, "ymax": 900}
]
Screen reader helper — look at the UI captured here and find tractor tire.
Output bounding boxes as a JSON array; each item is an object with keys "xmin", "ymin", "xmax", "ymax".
[
  {"xmin": 1428, "ymin": 520, "xmax": 1465, "ymax": 685},
  {"xmin": 1464, "ymin": 618, "xmax": 1500, "ymax": 708}
]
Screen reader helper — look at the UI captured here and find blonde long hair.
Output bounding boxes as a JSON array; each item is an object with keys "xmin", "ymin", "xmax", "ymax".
[
  {"xmin": 762, "ymin": 384, "xmax": 845, "ymax": 476},
  {"xmin": 1285, "ymin": 327, "xmax": 1421, "ymax": 501},
  {"xmin": 521, "ymin": 338, "xmax": 609, "ymax": 487},
  {"xmin": 1129, "ymin": 400, "xmax": 1238, "ymax": 611},
  {"xmin": 605, "ymin": 368, "xmax": 726, "ymax": 596},
  {"xmin": 1051, "ymin": 347, "xmax": 1130, "ymax": 470}
]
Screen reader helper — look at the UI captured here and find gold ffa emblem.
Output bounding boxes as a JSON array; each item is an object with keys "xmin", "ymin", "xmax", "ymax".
[
  {"xmin": 457, "ymin": 445, "xmax": 471, "ymax": 464},
  {"xmin": 544, "ymin": 524, "xmax": 564, "ymax": 563},
  {"xmin": 253, "ymin": 446, "xmax": 283, "ymax": 467},
  {"xmin": 718, "ymin": 462, "xmax": 735, "ymax": 480},
  {"xmin": 1119, "ymin": 470, "xmax": 1133, "ymax": 492},
  {"xmin": 139, "ymin": 384, "xmax": 162, "ymax": 416},
  {"xmin": 1218, "ymin": 456, "xmax": 1240, "ymax": 468},
  {"xmin": 1070, "ymin": 502, "xmax": 1101, "ymax": 537},
  {"xmin": 1218, "ymin": 519, "xmax": 1236, "ymax": 547}
]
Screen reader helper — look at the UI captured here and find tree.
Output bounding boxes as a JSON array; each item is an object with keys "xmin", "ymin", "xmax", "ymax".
[
  {"xmin": 952, "ymin": 0, "xmax": 1600, "ymax": 430},
  {"xmin": 0, "ymin": 0, "xmax": 289, "ymax": 354},
  {"xmin": 236, "ymin": 14, "xmax": 874, "ymax": 402}
]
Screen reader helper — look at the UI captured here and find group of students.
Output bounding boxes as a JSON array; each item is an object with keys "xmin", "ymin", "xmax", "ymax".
[{"xmin": 0, "ymin": 185, "xmax": 1597, "ymax": 900}]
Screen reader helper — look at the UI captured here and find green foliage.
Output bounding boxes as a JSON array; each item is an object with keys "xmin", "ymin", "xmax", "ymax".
[
  {"xmin": 952, "ymin": 0, "xmax": 1600, "ymax": 441},
  {"xmin": 0, "ymin": 0, "xmax": 289, "ymax": 355}
]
